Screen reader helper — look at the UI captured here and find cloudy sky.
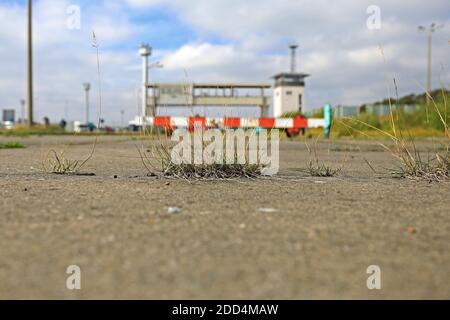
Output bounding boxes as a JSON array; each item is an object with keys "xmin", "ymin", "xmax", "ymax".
[{"xmin": 0, "ymin": 0, "xmax": 449, "ymax": 125}]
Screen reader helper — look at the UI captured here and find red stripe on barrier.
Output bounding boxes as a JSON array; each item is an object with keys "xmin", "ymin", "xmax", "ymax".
[
  {"xmin": 259, "ymin": 118, "xmax": 276, "ymax": 129},
  {"xmin": 293, "ymin": 116, "xmax": 308, "ymax": 129},
  {"xmin": 153, "ymin": 117, "xmax": 171, "ymax": 127},
  {"xmin": 224, "ymin": 118, "xmax": 241, "ymax": 127},
  {"xmin": 189, "ymin": 117, "xmax": 206, "ymax": 130}
]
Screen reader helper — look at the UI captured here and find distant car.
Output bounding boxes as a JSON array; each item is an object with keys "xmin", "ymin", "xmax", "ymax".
[
  {"xmin": 3, "ymin": 121, "xmax": 14, "ymax": 130},
  {"xmin": 104, "ymin": 126, "xmax": 115, "ymax": 133}
]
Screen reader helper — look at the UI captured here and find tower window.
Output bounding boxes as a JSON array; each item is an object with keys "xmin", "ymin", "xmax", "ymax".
[{"xmin": 286, "ymin": 91, "xmax": 292, "ymax": 95}]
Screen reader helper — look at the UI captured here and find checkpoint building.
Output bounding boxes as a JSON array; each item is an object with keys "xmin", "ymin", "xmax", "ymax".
[
  {"xmin": 272, "ymin": 72, "xmax": 309, "ymax": 117},
  {"xmin": 145, "ymin": 83, "xmax": 272, "ymax": 118},
  {"xmin": 138, "ymin": 44, "xmax": 309, "ymax": 120}
]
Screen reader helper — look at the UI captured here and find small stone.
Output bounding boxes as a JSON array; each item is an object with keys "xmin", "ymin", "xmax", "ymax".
[
  {"xmin": 165, "ymin": 182, "xmax": 171, "ymax": 186},
  {"xmin": 168, "ymin": 207, "xmax": 181, "ymax": 215},
  {"xmin": 23, "ymin": 188, "xmax": 29, "ymax": 192},
  {"xmin": 239, "ymin": 223, "xmax": 246, "ymax": 229},
  {"xmin": 259, "ymin": 208, "xmax": 277, "ymax": 213},
  {"xmin": 102, "ymin": 234, "xmax": 115, "ymax": 244},
  {"xmin": 408, "ymin": 226, "xmax": 417, "ymax": 234}
]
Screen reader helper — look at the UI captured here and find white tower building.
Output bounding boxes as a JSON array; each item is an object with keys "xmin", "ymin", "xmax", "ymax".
[{"xmin": 272, "ymin": 44, "xmax": 309, "ymax": 117}]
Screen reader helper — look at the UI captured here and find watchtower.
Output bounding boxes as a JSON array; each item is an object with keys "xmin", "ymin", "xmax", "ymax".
[{"xmin": 272, "ymin": 44, "xmax": 309, "ymax": 117}]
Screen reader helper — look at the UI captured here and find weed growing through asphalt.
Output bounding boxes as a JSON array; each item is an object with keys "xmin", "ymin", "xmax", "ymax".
[
  {"xmin": 43, "ymin": 31, "xmax": 103, "ymax": 175},
  {"xmin": 333, "ymin": 46, "xmax": 449, "ymax": 182},
  {"xmin": 341, "ymin": 86, "xmax": 450, "ymax": 182},
  {"xmin": 43, "ymin": 150, "xmax": 81, "ymax": 174},
  {"xmin": 306, "ymin": 159, "xmax": 342, "ymax": 177},
  {"xmin": 139, "ymin": 139, "xmax": 265, "ymax": 181},
  {"xmin": 303, "ymin": 137, "xmax": 343, "ymax": 177}
]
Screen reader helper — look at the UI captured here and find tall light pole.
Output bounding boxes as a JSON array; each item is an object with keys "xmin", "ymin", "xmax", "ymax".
[
  {"xmin": 289, "ymin": 43, "xmax": 299, "ymax": 73},
  {"xmin": 27, "ymin": 0, "xmax": 34, "ymax": 127},
  {"xmin": 120, "ymin": 109, "xmax": 125, "ymax": 128},
  {"xmin": 83, "ymin": 83, "xmax": 91, "ymax": 124},
  {"xmin": 418, "ymin": 23, "xmax": 443, "ymax": 105},
  {"xmin": 148, "ymin": 61, "xmax": 163, "ymax": 117},
  {"xmin": 139, "ymin": 44, "xmax": 152, "ymax": 119},
  {"xmin": 20, "ymin": 99, "xmax": 26, "ymax": 123}
]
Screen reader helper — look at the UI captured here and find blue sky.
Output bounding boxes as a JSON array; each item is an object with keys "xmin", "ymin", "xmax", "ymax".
[{"xmin": 0, "ymin": 0, "xmax": 449, "ymax": 125}]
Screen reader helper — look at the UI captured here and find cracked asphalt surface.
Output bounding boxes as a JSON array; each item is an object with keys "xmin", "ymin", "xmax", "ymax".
[{"xmin": 0, "ymin": 135, "xmax": 449, "ymax": 299}]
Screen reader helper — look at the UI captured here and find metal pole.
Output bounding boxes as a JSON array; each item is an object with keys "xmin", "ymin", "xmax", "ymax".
[
  {"xmin": 289, "ymin": 43, "xmax": 298, "ymax": 73},
  {"xmin": 27, "ymin": 0, "xmax": 33, "ymax": 127},
  {"xmin": 426, "ymin": 30, "xmax": 432, "ymax": 105},
  {"xmin": 83, "ymin": 83, "xmax": 90, "ymax": 124},
  {"xmin": 20, "ymin": 99, "xmax": 25, "ymax": 123},
  {"xmin": 142, "ymin": 54, "xmax": 149, "ymax": 118},
  {"xmin": 85, "ymin": 87, "xmax": 89, "ymax": 124},
  {"xmin": 291, "ymin": 48, "xmax": 295, "ymax": 73},
  {"xmin": 419, "ymin": 23, "xmax": 443, "ymax": 105}
]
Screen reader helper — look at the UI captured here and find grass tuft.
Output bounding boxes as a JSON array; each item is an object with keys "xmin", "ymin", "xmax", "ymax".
[
  {"xmin": 391, "ymin": 150, "xmax": 450, "ymax": 182},
  {"xmin": 162, "ymin": 163, "xmax": 263, "ymax": 180},
  {"xmin": 0, "ymin": 141, "xmax": 25, "ymax": 149},
  {"xmin": 303, "ymin": 140, "xmax": 343, "ymax": 177},
  {"xmin": 42, "ymin": 31, "xmax": 102, "ymax": 176},
  {"xmin": 139, "ymin": 142, "xmax": 265, "ymax": 181},
  {"xmin": 0, "ymin": 125, "xmax": 65, "ymax": 137},
  {"xmin": 43, "ymin": 150, "xmax": 82, "ymax": 175},
  {"xmin": 339, "ymin": 86, "xmax": 450, "ymax": 182},
  {"xmin": 307, "ymin": 160, "xmax": 342, "ymax": 177}
]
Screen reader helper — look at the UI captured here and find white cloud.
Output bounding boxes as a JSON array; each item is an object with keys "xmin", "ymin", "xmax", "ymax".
[
  {"xmin": 163, "ymin": 43, "xmax": 235, "ymax": 70},
  {"xmin": 0, "ymin": 0, "xmax": 140, "ymax": 125}
]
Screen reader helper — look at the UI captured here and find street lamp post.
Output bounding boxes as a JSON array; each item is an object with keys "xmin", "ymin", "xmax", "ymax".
[
  {"xmin": 289, "ymin": 43, "xmax": 299, "ymax": 73},
  {"xmin": 27, "ymin": 0, "xmax": 34, "ymax": 127},
  {"xmin": 120, "ymin": 109, "xmax": 125, "ymax": 128},
  {"xmin": 83, "ymin": 83, "xmax": 91, "ymax": 124},
  {"xmin": 418, "ymin": 23, "xmax": 443, "ymax": 105},
  {"xmin": 148, "ymin": 61, "xmax": 164, "ymax": 116},
  {"xmin": 20, "ymin": 99, "xmax": 26, "ymax": 123}
]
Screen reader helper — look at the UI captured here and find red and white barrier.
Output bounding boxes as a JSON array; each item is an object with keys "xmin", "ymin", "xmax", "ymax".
[{"xmin": 134, "ymin": 115, "xmax": 325, "ymax": 130}]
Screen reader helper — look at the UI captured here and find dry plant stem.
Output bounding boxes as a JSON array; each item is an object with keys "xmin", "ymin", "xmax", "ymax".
[
  {"xmin": 340, "ymin": 80, "xmax": 449, "ymax": 181},
  {"xmin": 44, "ymin": 150, "xmax": 80, "ymax": 174},
  {"xmin": 304, "ymin": 133, "xmax": 343, "ymax": 177},
  {"xmin": 77, "ymin": 31, "xmax": 103, "ymax": 170},
  {"xmin": 44, "ymin": 31, "xmax": 103, "ymax": 175}
]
